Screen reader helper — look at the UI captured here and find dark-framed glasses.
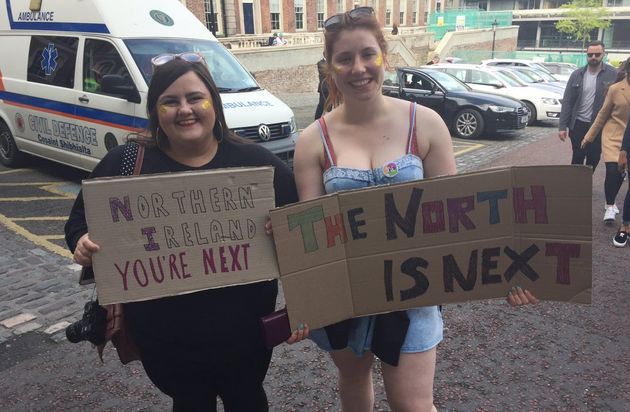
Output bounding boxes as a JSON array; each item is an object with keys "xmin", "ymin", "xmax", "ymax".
[
  {"xmin": 151, "ymin": 52, "xmax": 205, "ymax": 68},
  {"xmin": 586, "ymin": 52, "xmax": 602, "ymax": 58},
  {"xmin": 323, "ymin": 6, "xmax": 375, "ymax": 32}
]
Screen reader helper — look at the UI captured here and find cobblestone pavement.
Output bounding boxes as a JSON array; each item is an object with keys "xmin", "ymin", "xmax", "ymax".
[{"xmin": 1, "ymin": 94, "xmax": 628, "ymax": 411}]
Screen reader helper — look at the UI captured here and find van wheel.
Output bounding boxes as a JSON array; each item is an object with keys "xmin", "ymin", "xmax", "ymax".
[
  {"xmin": 524, "ymin": 102, "xmax": 537, "ymax": 126},
  {"xmin": 0, "ymin": 120, "xmax": 24, "ymax": 167},
  {"xmin": 453, "ymin": 109, "xmax": 484, "ymax": 139}
]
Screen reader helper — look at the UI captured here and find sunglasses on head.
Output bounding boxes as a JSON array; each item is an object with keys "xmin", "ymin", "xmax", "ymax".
[
  {"xmin": 586, "ymin": 52, "xmax": 602, "ymax": 58},
  {"xmin": 323, "ymin": 6, "xmax": 375, "ymax": 31},
  {"xmin": 151, "ymin": 52, "xmax": 205, "ymax": 68}
]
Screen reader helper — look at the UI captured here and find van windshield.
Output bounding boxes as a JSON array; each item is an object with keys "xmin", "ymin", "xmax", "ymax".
[{"xmin": 124, "ymin": 39, "xmax": 259, "ymax": 92}]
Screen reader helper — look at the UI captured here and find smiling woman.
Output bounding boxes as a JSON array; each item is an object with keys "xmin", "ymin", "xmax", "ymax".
[{"xmin": 64, "ymin": 56, "xmax": 298, "ymax": 411}]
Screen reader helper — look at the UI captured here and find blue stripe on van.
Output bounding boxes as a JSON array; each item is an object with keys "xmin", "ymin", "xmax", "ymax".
[
  {"xmin": 0, "ymin": 90, "xmax": 148, "ymax": 129},
  {"xmin": 5, "ymin": 0, "xmax": 110, "ymax": 33}
]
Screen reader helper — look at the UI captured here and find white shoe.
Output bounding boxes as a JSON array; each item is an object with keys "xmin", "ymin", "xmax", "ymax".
[
  {"xmin": 613, "ymin": 205, "xmax": 619, "ymax": 214},
  {"xmin": 604, "ymin": 206, "xmax": 616, "ymax": 224}
]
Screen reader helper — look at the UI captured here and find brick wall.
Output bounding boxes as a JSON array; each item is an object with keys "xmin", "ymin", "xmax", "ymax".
[{"xmin": 187, "ymin": 0, "xmax": 207, "ymax": 28}]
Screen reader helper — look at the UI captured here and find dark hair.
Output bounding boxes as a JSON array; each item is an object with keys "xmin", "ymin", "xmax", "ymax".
[
  {"xmin": 322, "ymin": 11, "xmax": 388, "ymax": 112},
  {"xmin": 587, "ymin": 40, "xmax": 605, "ymax": 51},
  {"xmin": 131, "ymin": 59, "xmax": 241, "ymax": 149},
  {"xmin": 614, "ymin": 57, "xmax": 630, "ymax": 84}
]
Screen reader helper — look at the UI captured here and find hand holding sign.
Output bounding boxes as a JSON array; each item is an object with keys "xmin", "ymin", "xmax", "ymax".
[{"xmin": 73, "ymin": 233, "xmax": 100, "ymax": 267}]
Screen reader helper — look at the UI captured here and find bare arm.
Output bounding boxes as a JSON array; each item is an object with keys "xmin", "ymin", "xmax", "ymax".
[
  {"xmin": 293, "ymin": 122, "xmax": 327, "ymax": 201},
  {"xmin": 415, "ymin": 105, "xmax": 457, "ymax": 177}
]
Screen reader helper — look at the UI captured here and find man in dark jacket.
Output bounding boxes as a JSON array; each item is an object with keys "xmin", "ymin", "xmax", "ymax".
[{"xmin": 559, "ymin": 40, "xmax": 617, "ymax": 172}]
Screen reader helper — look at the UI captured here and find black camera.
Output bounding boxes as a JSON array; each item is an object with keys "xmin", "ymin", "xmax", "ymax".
[{"xmin": 65, "ymin": 301, "xmax": 107, "ymax": 345}]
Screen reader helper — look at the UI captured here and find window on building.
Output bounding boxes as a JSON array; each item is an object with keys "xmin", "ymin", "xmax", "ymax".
[
  {"xmin": 317, "ymin": 0, "xmax": 325, "ymax": 29},
  {"xmin": 336, "ymin": 0, "xmax": 344, "ymax": 13},
  {"xmin": 412, "ymin": 0, "xmax": 418, "ymax": 24},
  {"xmin": 607, "ymin": 0, "xmax": 622, "ymax": 6},
  {"xmin": 295, "ymin": 0, "xmax": 304, "ymax": 30},
  {"xmin": 28, "ymin": 36, "xmax": 78, "ymax": 88},
  {"xmin": 400, "ymin": 0, "xmax": 407, "ymax": 25},
  {"xmin": 386, "ymin": 0, "xmax": 393, "ymax": 25},
  {"xmin": 204, "ymin": 0, "xmax": 220, "ymax": 33},
  {"xmin": 270, "ymin": 0, "xmax": 280, "ymax": 31}
]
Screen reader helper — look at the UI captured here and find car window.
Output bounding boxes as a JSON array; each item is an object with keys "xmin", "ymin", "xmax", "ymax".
[
  {"xmin": 83, "ymin": 39, "xmax": 133, "ymax": 96},
  {"xmin": 403, "ymin": 72, "xmax": 434, "ymax": 91},
  {"xmin": 124, "ymin": 38, "xmax": 258, "ymax": 91},
  {"xmin": 384, "ymin": 70, "xmax": 399, "ymax": 86},
  {"xmin": 423, "ymin": 70, "xmax": 469, "ymax": 92},
  {"xmin": 27, "ymin": 36, "xmax": 78, "ymax": 89},
  {"xmin": 444, "ymin": 68, "xmax": 467, "ymax": 82},
  {"xmin": 470, "ymin": 69, "xmax": 497, "ymax": 85},
  {"xmin": 494, "ymin": 70, "xmax": 524, "ymax": 87},
  {"xmin": 559, "ymin": 66, "xmax": 575, "ymax": 75}
]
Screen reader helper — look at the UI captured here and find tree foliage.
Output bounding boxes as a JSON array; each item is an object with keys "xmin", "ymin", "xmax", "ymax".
[{"xmin": 555, "ymin": 0, "xmax": 611, "ymax": 49}]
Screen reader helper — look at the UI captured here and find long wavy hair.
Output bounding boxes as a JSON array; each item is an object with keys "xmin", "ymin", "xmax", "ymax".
[
  {"xmin": 322, "ymin": 12, "xmax": 389, "ymax": 113},
  {"xmin": 130, "ymin": 59, "xmax": 242, "ymax": 148}
]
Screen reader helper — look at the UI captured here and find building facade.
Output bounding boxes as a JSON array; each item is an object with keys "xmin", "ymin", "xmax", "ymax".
[
  {"xmin": 459, "ymin": 0, "xmax": 630, "ymax": 51},
  {"xmin": 181, "ymin": 0, "xmax": 429, "ymax": 36}
]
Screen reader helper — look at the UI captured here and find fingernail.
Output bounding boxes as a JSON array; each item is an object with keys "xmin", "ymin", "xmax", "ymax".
[
  {"xmin": 298, "ymin": 323, "xmax": 304, "ymax": 331},
  {"xmin": 517, "ymin": 286, "xmax": 523, "ymax": 291}
]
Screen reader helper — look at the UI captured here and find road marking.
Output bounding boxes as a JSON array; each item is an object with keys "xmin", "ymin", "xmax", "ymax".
[
  {"xmin": 0, "ymin": 169, "xmax": 28, "ymax": 175},
  {"xmin": 454, "ymin": 142, "xmax": 484, "ymax": 157},
  {"xmin": 11, "ymin": 216, "xmax": 68, "ymax": 221},
  {"xmin": 0, "ymin": 196, "xmax": 72, "ymax": 201},
  {"xmin": 41, "ymin": 235, "xmax": 65, "ymax": 240},
  {"xmin": 0, "ymin": 182, "xmax": 60, "ymax": 186},
  {"xmin": 0, "ymin": 211, "xmax": 72, "ymax": 259}
]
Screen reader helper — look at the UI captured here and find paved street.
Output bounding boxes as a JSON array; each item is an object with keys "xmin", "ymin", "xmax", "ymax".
[{"xmin": 0, "ymin": 95, "xmax": 628, "ymax": 411}]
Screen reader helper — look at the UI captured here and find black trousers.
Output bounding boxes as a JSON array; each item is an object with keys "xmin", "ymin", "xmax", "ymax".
[
  {"xmin": 605, "ymin": 162, "xmax": 625, "ymax": 205},
  {"xmin": 569, "ymin": 119, "xmax": 602, "ymax": 172},
  {"xmin": 139, "ymin": 344, "xmax": 272, "ymax": 412}
]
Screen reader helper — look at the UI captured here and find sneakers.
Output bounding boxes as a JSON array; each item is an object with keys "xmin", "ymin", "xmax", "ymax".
[
  {"xmin": 604, "ymin": 204, "xmax": 620, "ymax": 214},
  {"xmin": 613, "ymin": 230, "xmax": 628, "ymax": 247},
  {"xmin": 604, "ymin": 206, "xmax": 617, "ymax": 224}
]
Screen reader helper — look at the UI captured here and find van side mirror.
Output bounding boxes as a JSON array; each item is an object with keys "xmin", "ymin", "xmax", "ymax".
[{"xmin": 101, "ymin": 74, "xmax": 141, "ymax": 103}]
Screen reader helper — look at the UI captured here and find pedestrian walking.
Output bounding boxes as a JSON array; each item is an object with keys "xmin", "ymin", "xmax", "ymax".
[
  {"xmin": 288, "ymin": 7, "xmax": 538, "ymax": 411},
  {"xmin": 613, "ymin": 119, "xmax": 630, "ymax": 247},
  {"xmin": 558, "ymin": 41, "xmax": 618, "ymax": 172},
  {"xmin": 581, "ymin": 57, "xmax": 630, "ymax": 224},
  {"xmin": 65, "ymin": 54, "xmax": 298, "ymax": 411}
]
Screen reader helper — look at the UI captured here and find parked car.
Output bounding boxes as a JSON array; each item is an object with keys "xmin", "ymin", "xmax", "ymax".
[
  {"xmin": 481, "ymin": 59, "xmax": 554, "ymax": 74},
  {"xmin": 542, "ymin": 62, "xmax": 577, "ymax": 81},
  {"xmin": 382, "ymin": 68, "xmax": 529, "ymax": 139},
  {"xmin": 427, "ymin": 64, "xmax": 562, "ymax": 126},
  {"xmin": 502, "ymin": 66, "xmax": 566, "ymax": 94}
]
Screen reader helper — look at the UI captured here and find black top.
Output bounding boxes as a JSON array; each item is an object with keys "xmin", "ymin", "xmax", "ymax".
[{"xmin": 65, "ymin": 140, "xmax": 298, "ymax": 360}]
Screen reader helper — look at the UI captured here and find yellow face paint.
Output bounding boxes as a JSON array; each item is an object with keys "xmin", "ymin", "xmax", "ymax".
[
  {"xmin": 375, "ymin": 53, "xmax": 383, "ymax": 67},
  {"xmin": 158, "ymin": 104, "xmax": 168, "ymax": 114},
  {"xmin": 332, "ymin": 64, "xmax": 342, "ymax": 74},
  {"xmin": 201, "ymin": 99, "xmax": 212, "ymax": 110}
]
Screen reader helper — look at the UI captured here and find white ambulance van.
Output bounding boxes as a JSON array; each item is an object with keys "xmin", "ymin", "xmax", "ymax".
[{"xmin": 0, "ymin": 0, "xmax": 297, "ymax": 171}]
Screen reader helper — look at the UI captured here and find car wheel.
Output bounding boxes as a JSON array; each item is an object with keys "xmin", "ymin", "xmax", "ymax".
[
  {"xmin": 0, "ymin": 120, "xmax": 24, "ymax": 167},
  {"xmin": 524, "ymin": 101, "xmax": 537, "ymax": 126},
  {"xmin": 453, "ymin": 109, "xmax": 484, "ymax": 139}
]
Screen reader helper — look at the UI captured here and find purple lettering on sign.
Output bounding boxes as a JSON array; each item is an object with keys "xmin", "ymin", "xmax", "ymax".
[{"xmin": 109, "ymin": 196, "xmax": 133, "ymax": 222}]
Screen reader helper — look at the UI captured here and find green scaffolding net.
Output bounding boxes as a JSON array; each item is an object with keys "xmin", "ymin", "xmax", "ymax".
[{"xmin": 427, "ymin": 9, "xmax": 512, "ymax": 41}]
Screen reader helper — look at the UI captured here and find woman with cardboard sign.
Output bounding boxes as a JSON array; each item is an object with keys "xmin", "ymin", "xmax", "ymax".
[
  {"xmin": 290, "ymin": 8, "xmax": 538, "ymax": 411},
  {"xmin": 65, "ymin": 55, "xmax": 297, "ymax": 411}
]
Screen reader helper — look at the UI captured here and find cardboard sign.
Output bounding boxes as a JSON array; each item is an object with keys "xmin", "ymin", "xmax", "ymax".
[
  {"xmin": 83, "ymin": 167, "xmax": 278, "ymax": 305},
  {"xmin": 270, "ymin": 166, "xmax": 592, "ymax": 330}
]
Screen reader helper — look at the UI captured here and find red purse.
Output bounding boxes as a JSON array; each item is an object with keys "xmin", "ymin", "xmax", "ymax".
[{"xmin": 260, "ymin": 307, "xmax": 292, "ymax": 349}]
